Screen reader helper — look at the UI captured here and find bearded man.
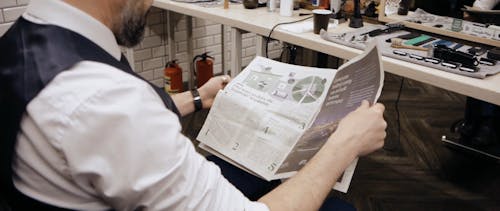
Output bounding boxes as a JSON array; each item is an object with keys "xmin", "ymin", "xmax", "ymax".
[{"xmin": 0, "ymin": 0, "xmax": 386, "ymax": 210}]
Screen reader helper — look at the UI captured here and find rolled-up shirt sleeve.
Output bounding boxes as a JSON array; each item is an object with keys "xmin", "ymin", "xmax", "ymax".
[{"xmin": 53, "ymin": 72, "xmax": 269, "ymax": 210}]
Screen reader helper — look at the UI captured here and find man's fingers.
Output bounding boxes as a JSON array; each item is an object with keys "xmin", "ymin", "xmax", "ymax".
[
  {"xmin": 371, "ymin": 103, "xmax": 385, "ymax": 113},
  {"xmin": 358, "ymin": 100, "xmax": 370, "ymax": 109},
  {"xmin": 221, "ymin": 75, "xmax": 231, "ymax": 83}
]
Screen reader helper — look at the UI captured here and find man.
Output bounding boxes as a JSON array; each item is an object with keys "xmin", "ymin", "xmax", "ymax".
[{"xmin": 0, "ymin": 0, "xmax": 387, "ymax": 210}]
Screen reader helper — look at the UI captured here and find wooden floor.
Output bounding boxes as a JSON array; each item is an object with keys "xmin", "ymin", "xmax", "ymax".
[
  {"xmin": 330, "ymin": 74, "xmax": 500, "ymax": 211},
  {"xmin": 182, "ymin": 73, "xmax": 500, "ymax": 211}
]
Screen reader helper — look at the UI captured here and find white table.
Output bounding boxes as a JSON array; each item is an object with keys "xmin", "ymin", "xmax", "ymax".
[{"xmin": 152, "ymin": 0, "xmax": 500, "ymax": 106}]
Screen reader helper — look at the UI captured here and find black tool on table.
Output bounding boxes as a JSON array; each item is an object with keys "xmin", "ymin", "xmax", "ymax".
[
  {"xmin": 487, "ymin": 47, "xmax": 500, "ymax": 61},
  {"xmin": 433, "ymin": 45, "xmax": 479, "ymax": 68},
  {"xmin": 385, "ymin": 32, "xmax": 420, "ymax": 43},
  {"xmin": 467, "ymin": 46, "xmax": 488, "ymax": 56},
  {"xmin": 393, "ymin": 50, "xmax": 408, "ymax": 56},
  {"xmin": 397, "ymin": 32, "xmax": 421, "ymax": 39},
  {"xmin": 364, "ymin": 23, "xmax": 405, "ymax": 37},
  {"xmin": 479, "ymin": 57, "xmax": 497, "ymax": 66},
  {"xmin": 398, "ymin": 0, "xmax": 410, "ymax": 15},
  {"xmin": 409, "ymin": 54, "xmax": 424, "ymax": 60},
  {"xmin": 348, "ymin": 0, "xmax": 363, "ymax": 28}
]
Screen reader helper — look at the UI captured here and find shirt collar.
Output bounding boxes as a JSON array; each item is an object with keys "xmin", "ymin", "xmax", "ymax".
[{"xmin": 24, "ymin": 0, "xmax": 122, "ymax": 60}]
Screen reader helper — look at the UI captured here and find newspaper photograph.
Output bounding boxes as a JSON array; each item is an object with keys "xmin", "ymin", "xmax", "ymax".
[{"xmin": 197, "ymin": 42, "xmax": 384, "ymax": 193}]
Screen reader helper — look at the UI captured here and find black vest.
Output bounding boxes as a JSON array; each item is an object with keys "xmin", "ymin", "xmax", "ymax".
[{"xmin": 0, "ymin": 18, "xmax": 180, "ymax": 210}]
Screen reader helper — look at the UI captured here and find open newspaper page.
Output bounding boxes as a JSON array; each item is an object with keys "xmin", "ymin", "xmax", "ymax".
[
  {"xmin": 197, "ymin": 57, "xmax": 337, "ymax": 180},
  {"xmin": 197, "ymin": 42, "xmax": 383, "ymax": 193},
  {"xmin": 275, "ymin": 43, "xmax": 384, "ymax": 192}
]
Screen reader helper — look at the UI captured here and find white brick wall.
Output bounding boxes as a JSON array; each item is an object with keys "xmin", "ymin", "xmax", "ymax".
[
  {"xmin": 133, "ymin": 9, "xmax": 282, "ymax": 87},
  {"xmin": 0, "ymin": 0, "xmax": 28, "ymax": 36},
  {"xmin": 3, "ymin": 5, "xmax": 26, "ymax": 22},
  {"xmin": 0, "ymin": 0, "xmax": 18, "ymax": 8},
  {"xmin": 0, "ymin": 2, "xmax": 282, "ymax": 87}
]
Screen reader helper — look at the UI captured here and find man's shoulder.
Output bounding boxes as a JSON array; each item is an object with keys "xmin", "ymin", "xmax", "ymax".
[{"xmin": 30, "ymin": 60, "xmax": 155, "ymax": 116}]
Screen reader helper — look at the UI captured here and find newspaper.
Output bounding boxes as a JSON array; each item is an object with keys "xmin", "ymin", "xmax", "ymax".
[{"xmin": 197, "ymin": 42, "xmax": 384, "ymax": 193}]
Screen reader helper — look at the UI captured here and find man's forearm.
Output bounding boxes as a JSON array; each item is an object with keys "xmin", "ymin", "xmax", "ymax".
[
  {"xmin": 171, "ymin": 91, "xmax": 196, "ymax": 116},
  {"xmin": 258, "ymin": 135, "xmax": 357, "ymax": 211},
  {"xmin": 171, "ymin": 88, "xmax": 211, "ymax": 116}
]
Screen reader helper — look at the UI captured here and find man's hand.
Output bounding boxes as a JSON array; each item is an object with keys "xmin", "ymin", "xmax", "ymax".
[
  {"xmin": 198, "ymin": 75, "xmax": 231, "ymax": 109},
  {"xmin": 329, "ymin": 100, "xmax": 387, "ymax": 157},
  {"xmin": 259, "ymin": 100, "xmax": 386, "ymax": 211}
]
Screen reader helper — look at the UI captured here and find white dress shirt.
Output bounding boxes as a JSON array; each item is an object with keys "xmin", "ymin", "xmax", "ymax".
[{"xmin": 13, "ymin": 0, "xmax": 269, "ymax": 210}]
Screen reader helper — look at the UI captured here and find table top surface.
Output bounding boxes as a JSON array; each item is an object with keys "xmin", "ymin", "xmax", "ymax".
[{"xmin": 153, "ymin": 0, "xmax": 500, "ymax": 105}]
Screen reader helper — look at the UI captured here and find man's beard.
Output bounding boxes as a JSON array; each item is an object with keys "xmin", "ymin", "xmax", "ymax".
[{"xmin": 115, "ymin": 7, "xmax": 150, "ymax": 47}]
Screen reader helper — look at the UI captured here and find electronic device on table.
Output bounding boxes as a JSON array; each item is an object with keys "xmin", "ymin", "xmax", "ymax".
[
  {"xmin": 321, "ymin": 22, "xmax": 499, "ymax": 78},
  {"xmin": 379, "ymin": 28, "xmax": 499, "ymax": 76}
]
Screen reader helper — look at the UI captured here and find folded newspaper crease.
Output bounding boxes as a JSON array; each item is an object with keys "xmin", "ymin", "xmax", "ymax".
[{"xmin": 198, "ymin": 42, "xmax": 384, "ymax": 193}]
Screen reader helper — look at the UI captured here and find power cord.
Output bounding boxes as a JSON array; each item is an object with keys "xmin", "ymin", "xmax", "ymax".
[
  {"xmin": 395, "ymin": 77, "xmax": 405, "ymax": 145},
  {"xmin": 265, "ymin": 15, "xmax": 313, "ymax": 58}
]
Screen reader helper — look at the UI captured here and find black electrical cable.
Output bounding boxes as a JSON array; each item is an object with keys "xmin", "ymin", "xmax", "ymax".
[
  {"xmin": 265, "ymin": 15, "xmax": 313, "ymax": 58},
  {"xmin": 395, "ymin": 77, "xmax": 405, "ymax": 145}
]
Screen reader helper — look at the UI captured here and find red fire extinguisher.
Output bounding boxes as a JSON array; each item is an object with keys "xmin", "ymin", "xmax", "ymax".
[
  {"xmin": 193, "ymin": 52, "xmax": 214, "ymax": 87},
  {"xmin": 164, "ymin": 60, "xmax": 183, "ymax": 94}
]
